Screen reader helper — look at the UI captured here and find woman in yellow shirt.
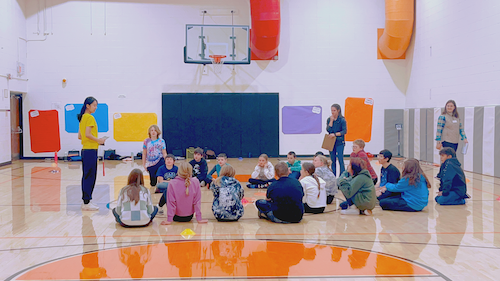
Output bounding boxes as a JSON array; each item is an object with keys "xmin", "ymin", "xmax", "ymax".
[{"xmin": 78, "ymin": 97, "xmax": 107, "ymax": 211}]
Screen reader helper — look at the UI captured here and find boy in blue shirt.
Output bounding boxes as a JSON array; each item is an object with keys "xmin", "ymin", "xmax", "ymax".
[
  {"xmin": 189, "ymin": 147, "xmax": 212, "ymax": 187},
  {"xmin": 208, "ymin": 153, "xmax": 229, "ymax": 178},
  {"xmin": 156, "ymin": 154, "xmax": 178, "ymax": 215},
  {"xmin": 435, "ymin": 147, "xmax": 469, "ymax": 205}
]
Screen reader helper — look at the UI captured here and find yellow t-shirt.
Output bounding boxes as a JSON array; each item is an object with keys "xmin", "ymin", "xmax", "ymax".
[{"xmin": 80, "ymin": 113, "xmax": 99, "ymax": 149}]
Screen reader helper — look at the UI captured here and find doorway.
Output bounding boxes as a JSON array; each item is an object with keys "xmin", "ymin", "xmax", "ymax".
[{"xmin": 10, "ymin": 93, "xmax": 23, "ymax": 160}]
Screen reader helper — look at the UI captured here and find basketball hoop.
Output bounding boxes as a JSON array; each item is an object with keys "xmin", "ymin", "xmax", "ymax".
[{"xmin": 209, "ymin": 55, "xmax": 226, "ymax": 74}]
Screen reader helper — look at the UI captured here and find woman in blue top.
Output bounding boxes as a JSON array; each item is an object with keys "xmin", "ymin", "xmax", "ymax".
[
  {"xmin": 378, "ymin": 159, "xmax": 431, "ymax": 212},
  {"xmin": 142, "ymin": 125, "xmax": 167, "ymax": 187},
  {"xmin": 326, "ymin": 104, "xmax": 347, "ymax": 176},
  {"xmin": 210, "ymin": 165, "xmax": 244, "ymax": 221}
]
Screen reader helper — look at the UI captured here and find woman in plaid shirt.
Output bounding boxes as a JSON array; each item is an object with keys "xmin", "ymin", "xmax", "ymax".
[{"xmin": 435, "ymin": 100, "xmax": 468, "ymax": 153}]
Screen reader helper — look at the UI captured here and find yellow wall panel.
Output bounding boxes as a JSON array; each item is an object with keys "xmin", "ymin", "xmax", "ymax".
[{"xmin": 113, "ymin": 113, "xmax": 157, "ymax": 142}]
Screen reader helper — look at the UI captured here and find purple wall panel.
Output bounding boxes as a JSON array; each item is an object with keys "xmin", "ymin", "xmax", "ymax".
[{"xmin": 282, "ymin": 106, "xmax": 322, "ymax": 134}]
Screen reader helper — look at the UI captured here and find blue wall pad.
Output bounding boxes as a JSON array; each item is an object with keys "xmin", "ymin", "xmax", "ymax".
[
  {"xmin": 65, "ymin": 103, "xmax": 109, "ymax": 133},
  {"xmin": 282, "ymin": 106, "xmax": 322, "ymax": 134}
]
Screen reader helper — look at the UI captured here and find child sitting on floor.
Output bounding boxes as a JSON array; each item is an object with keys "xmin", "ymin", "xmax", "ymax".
[
  {"xmin": 208, "ymin": 153, "xmax": 229, "ymax": 178},
  {"xmin": 378, "ymin": 159, "xmax": 430, "ymax": 212},
  {"xmin": 350, "ymin": 139, "xmax": 378, "ymax": 185},
  {"xmin": 161, "ymin": 162, "xmax": 207, "ymax": 225},
  {"xmin": 435, "ymin": 147, "xmax": 469, "ymax": 205},
  {"xmin": 155, "ymin": 154, "xmax": 178, "ymax": 215},
  {"xmin": 375, "ymin": 149, "xmax": 401, "ymax": 200},
  {"xmin": 286, "ymin": 151, "xmax": 302, "ymax": 179},
  {"xmin": 247, "ymin": 154, "xmax": 275, "ymax": 188},
  {"xmin": 210, "ymin": 165, "xmax": 244, "ymax": 221},
  {"xmin": 113, "ymin": 169, "xmax": 158, "ymax": 227},
  {"xmin": 299, "ymin": 162, "xmax": 326, "ymax": 214},
  {"xmin": 313, "ymin": 155, "xmax": 337, "ymax": 204},
  {"xmin": 189, "ymin": 147, "xmax": 212, "ymax": 187},
  {"xmin": 338, "ymin": 158, "xmax": 376, "ymax": 216}
]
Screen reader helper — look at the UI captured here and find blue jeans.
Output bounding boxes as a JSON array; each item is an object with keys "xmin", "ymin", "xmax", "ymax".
[
  {"xmin": 113, "ymin": 206, "xmax": 158, "ymax": 227},
  {"xmin": 435, "ymin": 192, "xmax": 466, "ymax": 205},
  {"xmin": 157, "ymin": 182, "xmax": 169, "ymax": 207},
  {"xmin": 379, "ymin": 195, "xmax": 417, "ymax": 212},
  {"xmin": 330, "ymin": 144, "xmax": 345, "ymax": 176},
  {"xmin": 81, "ymin": 149, "xmax": 98, "ymax": 204},
  {"xmin": 255, "ymin": 199, "xmax": 287, "ymax": 223}
]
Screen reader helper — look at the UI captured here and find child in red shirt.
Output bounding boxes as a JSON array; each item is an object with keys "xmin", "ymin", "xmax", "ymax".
[{"xmin": 350, "ymin": 139, "xmax": 378, "ymax": 185}]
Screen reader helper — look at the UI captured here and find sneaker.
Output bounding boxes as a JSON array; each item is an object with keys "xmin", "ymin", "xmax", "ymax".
[
  {"xmin": 247, "ymin": 184, "xmax": 258, "ymax": 189},
  {"xmin": 81, "ymin": 202, "xmax": 99, "ymax": 211},
  {"xmin": 340, "ymin": 205, "xmax": 359, "ymax": 215}
]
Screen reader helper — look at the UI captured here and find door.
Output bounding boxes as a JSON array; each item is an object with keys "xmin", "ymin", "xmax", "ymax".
[{"xmin": 10, "ymin": 94, "xmax": 22, "ymax": 160}]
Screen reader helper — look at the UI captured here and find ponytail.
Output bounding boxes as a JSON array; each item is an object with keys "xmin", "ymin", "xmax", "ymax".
[
  {"xmin": 313, "ymin": 174, "xmax": 321, "ymax": 198},
  {"xmin": 77, "ymin": 96, "xmax": 97, "ymax": 122},
  {"xmin": 185, "ymin": 177, "xmax": 191, "ymax": 196}
]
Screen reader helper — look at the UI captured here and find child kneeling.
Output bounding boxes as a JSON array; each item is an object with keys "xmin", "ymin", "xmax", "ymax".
[
  {"xmin": 113, "ymin": 169, "xmax": 158, "ymax": 227},
  {"xmin": 337, "ymin": 158, "xmax": 376, "ymax": 215},
  {"xmin": 378, "ymin": 159, "xmax": 430, "ymax": 212},
  {"xmin": 435, "ymin": 147, "xmax": 469, "ymax": 205}
]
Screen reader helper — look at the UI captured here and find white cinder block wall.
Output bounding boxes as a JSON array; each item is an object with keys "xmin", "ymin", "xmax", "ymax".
[
  {"xmin": 18, "ymin": 0, "xmax": 406, "ymax": 158},
  {"xmin": 406, "ymin": 0, "xmax": 500, "ymax": 108},
  {"xmin": 0, "ymin": 0, "xmax": 27, "ymax": 164}
]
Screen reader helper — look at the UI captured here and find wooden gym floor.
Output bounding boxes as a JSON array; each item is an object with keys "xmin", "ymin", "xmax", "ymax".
[{"xmin": 0, "ymin": 157, "xmax": 499, "ymax": 280}]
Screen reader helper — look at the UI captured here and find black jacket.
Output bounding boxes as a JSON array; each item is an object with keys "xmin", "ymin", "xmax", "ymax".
[{"xmin": 437, "ymin": 157, "xmax": 468, "ymax": 198}]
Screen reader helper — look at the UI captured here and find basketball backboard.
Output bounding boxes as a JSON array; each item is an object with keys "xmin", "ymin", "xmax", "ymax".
[{"xmin": 184, "ymin": 24, "xmax": 251, "ymax": 64}]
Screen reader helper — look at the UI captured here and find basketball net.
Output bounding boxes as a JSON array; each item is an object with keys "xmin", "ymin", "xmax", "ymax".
[{"xmin": 209, "ymin": 55, "xmax": 226, "ymax": 74}]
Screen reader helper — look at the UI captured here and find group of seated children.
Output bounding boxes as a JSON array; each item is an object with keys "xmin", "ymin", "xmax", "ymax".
[
  {"xmin": 337, "ymin": 145, "xmax": 468, "ymax": 216},
  {"xmin": 113, "ymin": 144, "xmax": 470, "ymax": 227},
  {"xmin": 113, "ymin": 150, "xmax": 243, "ymax": 227}
]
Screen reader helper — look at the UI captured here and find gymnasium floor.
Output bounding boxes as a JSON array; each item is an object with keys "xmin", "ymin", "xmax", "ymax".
[{"xmin": 0, "ymin": 157, "xmax": 499, "ymax": 281}]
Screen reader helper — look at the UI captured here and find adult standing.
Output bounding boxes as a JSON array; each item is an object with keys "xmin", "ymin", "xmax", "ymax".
[
  {"xmin": 435, "ymin": 100, "xmax": 468, "ymax": 153},
  {"xmin": 78, "ymin": 97, "xmax": 107, "ymax": 211},
  {"xmin": 326, "ymin": 104, "xmax": 347, "ymax": 176}
]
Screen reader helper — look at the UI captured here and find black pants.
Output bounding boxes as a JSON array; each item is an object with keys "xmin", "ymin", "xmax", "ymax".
[
  {"xmin": 81, "ymin": 149, "xmax": 98, "ymax": 204},
  {"xmin": 442, "ymin": 141, "xmax": 458, "ymax": 153},
  {"xmin": 304, "ymin": 203, "xmax": 325, "ymax": 214},
  {"xmin": 147, "ymin": 158, "xmax": 165, "ymax": 187},
  {"xmin": 327, "ymin": 195, "xmax": 335, "ymax": 205},
  {"xmin": 173, "ymin": 214, "xmax": 193, "ymax": 222}
]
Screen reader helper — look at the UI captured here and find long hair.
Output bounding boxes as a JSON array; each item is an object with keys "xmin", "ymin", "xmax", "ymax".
[
  {"xmin": 331, "ymin": 104, "xmax": 343, "ymax": 117},
  {"xmin": 442, "ymin": 100, "xmax": 459, "ymax": 118},
  {"xmin": 315, "ymin": 155, "xmax": 331, "ymax": 169},
  {"xmin": 177, "ymin": 162, "xmax": 193, "ymax": 195},
  {"xmin": 259, "ymin": 154, "xmax": 268, "ymax": 161},
  {"xmin": 124, "ymin": 168, "xmax": 144, "ymax": 204},
  {"xmin": 402, "ymin": 159, "xmax": 431, "ymax": 188},
  {"xmin": 303, "ymin": 162, "xmax": 321, "ymax": 198},
  {"xmin": 350, "ymin": 157, "xmax": 367, "ymax": 177},
  {"xmin": 148, "ymin": 125, "xmax": 161, "ymax": 138},
  {"xmin": 77, "ymin": 96, "xmax": 97, "ymax": 122},
  {"xmin": 213, "ymin": 165, "xmax": 236, "ymax": 186}
]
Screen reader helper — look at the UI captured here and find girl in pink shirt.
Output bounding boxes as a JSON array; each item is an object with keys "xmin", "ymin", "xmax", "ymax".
[{"xmin": 161, "ymin": 162, "xmax": 208, "ymax": 225}]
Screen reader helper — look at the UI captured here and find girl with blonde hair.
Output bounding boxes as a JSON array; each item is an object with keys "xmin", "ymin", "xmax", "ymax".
[
  {"xmin": 142, "ymin": 124, "xmax": 167, "ymax": 187},
  {"xmin": 210, "ymin": 165, "xmax": 244, "ymax": 221},
  {"xmin": 161, "ymin": 162, "xmax": 207, "ymax": 225},
  {"xmin": 313, "ymin": 155, "xmax": 337, "ymax": 204},
  {"xmin": 113, "ymin": 169, "xmax": 158, "ymax": 227}
]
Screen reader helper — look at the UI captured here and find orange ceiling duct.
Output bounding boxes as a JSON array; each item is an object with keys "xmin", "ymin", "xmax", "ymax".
[
  {"xmin": 377, "ymin": 0, "xmax": 414, "ymax": 59},
  {"xmin": 250, "ymin": 0, "xmax": 280, "ymax": 60}
]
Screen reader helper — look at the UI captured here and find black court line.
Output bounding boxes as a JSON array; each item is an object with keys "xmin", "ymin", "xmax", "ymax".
[{"xmin": 5, "ymin": 238, "xmax": 450, "ymax": 281}]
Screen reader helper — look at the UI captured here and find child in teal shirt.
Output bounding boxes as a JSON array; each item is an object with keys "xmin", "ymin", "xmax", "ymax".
[
  {"xmin": 209, "ymin": 153, "xmax": 229, "ymax": 178},
  {"xmin": 286, "ymin": 151, "xmax": 302, "ymax": 180}
]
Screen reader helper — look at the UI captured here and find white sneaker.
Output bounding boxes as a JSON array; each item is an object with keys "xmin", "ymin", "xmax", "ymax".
[
  {"xmin": 361, "ymin": 209, "xmax": 373, "ymax": 216},
  {"xmin": 81, "ymin": 202, "xmax": 99, "ymax": 211},
  {"xmin": 340, "ymin": 205, "xmax": 359, "ymax": 215}
]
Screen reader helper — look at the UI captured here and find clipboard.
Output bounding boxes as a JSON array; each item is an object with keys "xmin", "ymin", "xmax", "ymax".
[{"xmin": 322, "ymin": 134, "xmax": 336, "ymax": 151}]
